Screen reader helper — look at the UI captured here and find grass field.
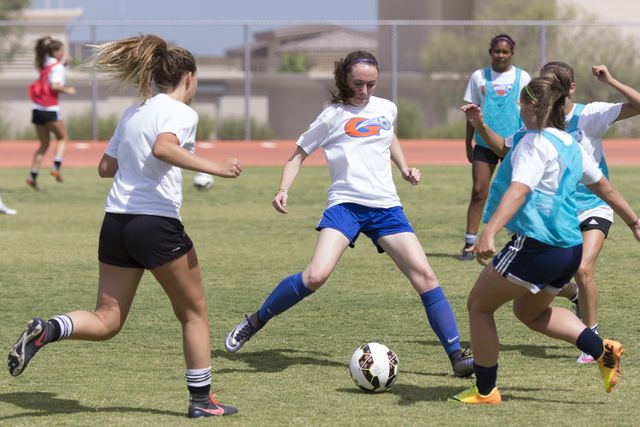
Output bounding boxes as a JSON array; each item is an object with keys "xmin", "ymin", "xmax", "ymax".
[{"xmin": 0, "ymin": 165, "xmax": 639, "ymax": 426}]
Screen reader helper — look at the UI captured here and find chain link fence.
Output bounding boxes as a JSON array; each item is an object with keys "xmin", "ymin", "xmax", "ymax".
[{"xmin": 2, "ymin": 19, "xmax": 640, "ymax": 141}]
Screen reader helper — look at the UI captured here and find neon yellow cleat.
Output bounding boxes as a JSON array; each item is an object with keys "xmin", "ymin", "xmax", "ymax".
[
  {"xmin": 597, "ymin": 339, "xmax": 624, "ymax": 393},
  {"xmin": 448, "ymin": 385, "xmax": 501, "ymax": 404}
]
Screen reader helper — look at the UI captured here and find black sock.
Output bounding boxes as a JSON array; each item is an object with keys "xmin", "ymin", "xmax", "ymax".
[
  {"xmin": 54, "ymin": 160, "xmax": 62, "ymax": 169},
  {"xmin": 474, "ymin": 362, "xmax": 498, "ymax": 395},
  {"xmin": 30, "ymin": 170, "xmax": 38, "ymax": 180},
  {"xmin": 44, "ymin": 320, "xmax": 62, "ymax": 344},
  {"xmin": 576, "ymin": 327, "xmax": 604, "ymax": 360},
  {"xmin": 188, "ymin": 385, "xmax": 211, "ymax": 407}
]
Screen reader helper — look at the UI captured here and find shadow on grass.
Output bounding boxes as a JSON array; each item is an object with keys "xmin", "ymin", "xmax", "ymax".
[
  {"xmin": 211, "ymin": 348, "xmax": 347, "ymax": 373},
  {"xmin": 337, "ymin": 383, "xmax": 463, "ymax": 405},
  {"xmin": 425, "ymin": 252, "xmax": 461, "ymax": 259},
  {"xmin": 0, "ymin": 392, "xmax": 184, "ymax": 421},
  {"xmin": 337, "ymin": 385, "xmax": 606, "ymax": 406},
  {"xmin": 408, "ymin": 340, "xmax": 574, "ymax": 360}
]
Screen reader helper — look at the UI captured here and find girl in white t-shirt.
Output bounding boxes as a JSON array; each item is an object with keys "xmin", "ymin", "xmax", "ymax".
[
  {"xmin": 26, "ymin": 36, "xmax": 76, "ymax": 190},
  {"xmin": 463, "ymin": 62, "xmax": 640, "ymax": 364},
  {"xmin": 459, "ymin": 34, "xmax": 532, "ymax": 261},
  {"xmin": 9, "ymin": 34, "xmax": 241, "ymax": 418},
  {"xmin": 224, "ymin": 51, "xmax": 474, "ymax": 379},
  {"xmin": 450, "ymin": 70, "xmax": 640, "ymax": 405}
]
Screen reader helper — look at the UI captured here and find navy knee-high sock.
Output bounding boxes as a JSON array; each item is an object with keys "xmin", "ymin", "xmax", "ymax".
[
  {"xmin": 258, "ymin": 272, "xmax": 314, "ymax": 323},
  {"xmin": 474, "ymin": 363, "xmax": 498, "ymax": 395},
  {"xmin": 576, "ymin": 327, "xmax": 604, "ymax": 360},
  {"xmin": 420, "ymin": 287, "xmax": 461, "ymax": 355}
]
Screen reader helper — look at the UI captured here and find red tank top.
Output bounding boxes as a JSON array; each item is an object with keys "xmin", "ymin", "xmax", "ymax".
[{"xmin": 28, "ymin": 62, "xmax": 59, "ymax": 107}]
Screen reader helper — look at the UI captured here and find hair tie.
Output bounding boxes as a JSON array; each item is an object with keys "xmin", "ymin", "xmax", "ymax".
[
  {"xmin": 542, "ymin": 65, "xmax": 573, "ymax": 83},
  {"xmin": 491, "ymin": 36, "xmax": 514, "ymax": 48},
  {"xmin": 343, "ymin": 58, "xmax": 378, "ymax": 70},
  {"xmin": 525, "ymin": 85, "xmax": 537, "ymax": 102}
]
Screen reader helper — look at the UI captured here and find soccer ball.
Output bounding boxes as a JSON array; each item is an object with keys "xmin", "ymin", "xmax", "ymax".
[
  {"xmin": 349, "ymin": 343, "xmax": 399, "ymax": 392},
  {"xmin": 193, "ymin": 173, "xmax": 213, "ymax": 190}
]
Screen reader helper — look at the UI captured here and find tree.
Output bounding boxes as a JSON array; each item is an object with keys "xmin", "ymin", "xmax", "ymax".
[
  {"xmin": 0, "ymin": 0, "xmax": 31, "ymax": 65},
  {"xmin": 276, "ymin": 52, "xmax": 313, "ymax": 73}
]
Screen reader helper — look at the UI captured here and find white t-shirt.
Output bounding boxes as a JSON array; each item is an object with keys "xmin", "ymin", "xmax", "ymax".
[
  {"xmin": 296, "ymin": 96, "xmax": 401, "ymax": 209},
  {"xmin": 505, "ymin": 102, "xmax": 622, "ymax": 222},
  {"xmin": 104, "ymin": 93, "xmax": 198, "ymax": 220},
  {"xmin": 463, "ymin": 66, "xmax": 532, "ymax": 107},
  {"xmin": 32, "ymin": 57, "xmax": 65, "ymax": 112},
  {"xmin": 510, "ymin": 128, "xmax": 603, "ymax": 196}
]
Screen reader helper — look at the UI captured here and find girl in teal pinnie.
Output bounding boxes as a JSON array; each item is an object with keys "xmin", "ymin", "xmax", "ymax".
[{"xmin": 459, "ymin": 34, "xmax": 531, "ymax": 261}]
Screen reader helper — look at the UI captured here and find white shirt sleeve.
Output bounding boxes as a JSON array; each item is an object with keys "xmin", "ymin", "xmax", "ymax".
[
  {"xmin": 579, "ymin": 144, "xmax": 604, "ymax": 185},
  {"xmin": 296, "ymin": 116, "xmax": 331, "ymax": 155},
  {"xmin": 580, "ymin": 102, "xmax": 623, "ymax": 139},
  {"xmin": 463, "ymin": 70, "xmax": 484, "ymax": 105},
  {"xmin": 159, "ymin": 108, "xmax": 198, "ymax": 147},
  {"xmin": 48, "ymin": 63, "xmax": 65, "ymax": 86},
  {"xmin": 105, "ymin": 119, "xmax": 122, "ymax": 159},
  {"xmin": 510, "ymin": 134, "xmax": 547, "ymax": 191}
]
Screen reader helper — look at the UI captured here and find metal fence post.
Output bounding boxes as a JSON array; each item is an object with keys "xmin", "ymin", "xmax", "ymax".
[
  {"xmin": 539, "ymin": 21, "xmax": 546, "ymax": 68},
  {"xmin": 91, "ymin": 23, "xmax": 98, "ymax": 141},
  {"xmin": 244, "ymin": 24, "xmax": 251, "ymax": 141},
  {"xmin": 391, "ymin": 22, "xmax": 398, "ymax": 106}
]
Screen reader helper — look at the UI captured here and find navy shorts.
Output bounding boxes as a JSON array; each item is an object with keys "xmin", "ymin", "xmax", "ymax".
[
  {"xmin": 580, "ymin": 216, "xmax": 612, "ymax": 238},
  {"xmin": 98, "ymin": 213, "xmax": 193, "ymax": 270},
  {"xmin": 315, "ymin": 203, "xmax": 414, "ymax": 254},
  {"xmin": 32, "ymin": 109, "xmax": 61, "ymax": 125},
  {"xmin": 472, "ymin": 145, "xmax": 502, "ymax": 165},
  {"xmin": 492, "ymin": 234, "xmax": 582, "ymax": 295}
]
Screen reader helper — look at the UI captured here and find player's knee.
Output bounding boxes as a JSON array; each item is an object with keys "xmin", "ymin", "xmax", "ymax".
[{"xmin": 305, "ymin": 270, "xmax": 329, "ymax": 289}]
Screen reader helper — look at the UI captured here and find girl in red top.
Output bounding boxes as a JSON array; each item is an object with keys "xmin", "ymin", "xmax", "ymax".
[{"xmin": 27, "ymin": 36, "xmax": 76, "ymax": 190}]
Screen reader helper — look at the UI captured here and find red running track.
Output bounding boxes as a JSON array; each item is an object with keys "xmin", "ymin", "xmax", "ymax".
[{"xmin": 1, "ymin": 139, "xmax": 640, "ymax": 168}]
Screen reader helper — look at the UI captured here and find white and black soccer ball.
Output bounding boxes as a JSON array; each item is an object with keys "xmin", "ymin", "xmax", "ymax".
[
  {"xmin": 349, "ymin": 342, "xmax": 399, "ymax": 392},
  {"xmin": 193, "ymin": 173, "xmax": 213, "ymax": 190}
]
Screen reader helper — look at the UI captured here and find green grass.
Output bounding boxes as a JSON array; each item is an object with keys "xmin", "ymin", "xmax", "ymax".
[{"xmin": 0, "ymin": 165, "xmax": 639, "ymax": 426}]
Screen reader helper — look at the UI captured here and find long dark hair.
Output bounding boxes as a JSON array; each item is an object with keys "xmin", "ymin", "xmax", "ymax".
[
  {"xmin": 34, "ymin": 36, "xmax": 63, "ymax": 69},
  {"xmin": 330, "ymin": 50, "xmax": 379, "ymax": 105}
]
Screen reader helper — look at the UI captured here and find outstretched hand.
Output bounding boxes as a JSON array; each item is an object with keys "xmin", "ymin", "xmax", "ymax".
[
  {"xmin": 461, "ymin": 104, "xmax": 484, "ymax": 129},
  {"xmin": 402, "ymin": 168, "xmax": 420, "ymax": 185}
]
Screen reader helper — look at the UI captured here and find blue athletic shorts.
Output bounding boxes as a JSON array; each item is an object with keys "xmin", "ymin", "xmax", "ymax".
[
  {"xmin": 98, "ymin": 213, "xmax": 193, "ymax": 270},
  {"xmin": 492, "ymin": 234, "xmax": 582, "ymax": 295},
  {"xmin": 315, "ymin": 203, "xmax": 414, "ymax": 254}
]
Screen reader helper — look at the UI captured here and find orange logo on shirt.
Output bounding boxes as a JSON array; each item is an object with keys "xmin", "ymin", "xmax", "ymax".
[{"xmin": 345, "ymin": 116, "xmax": 392, "ymax": 137}]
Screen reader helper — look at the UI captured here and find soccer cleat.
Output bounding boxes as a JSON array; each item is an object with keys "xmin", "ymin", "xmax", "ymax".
[
  {"xmin": 452, "ymin": 346, "xmax": 475, "ymax": 378},
  {"xmin": 26, "ymin": 177, "xmax": 39, "ymax": 191},
  {"xmin": 188, "ymin": 393, "xmax": 238, "ymax": 418},
  {"xmin": 457, "ymin": 244, "xmax": 474, "ymax": 261},
  {"xmin": 448, "ymin": 384, "xmax": 501, "ymax": 404},
  {"xmin": 8, "ymin": 318, "xmax": 48, "ymax": 376},
  {"xmin": 0, "ymin": 201, "xmax": 17, "ymax": 215},
  {"xmin": 50, "ymin": 168, "xmax": 64, "ymax": 183},
  {"xmin": 225, "ymin": 312, "xmax": 264, "ymax": 353},
  {"xmin": 597, "ymin": 339, "xmax": 624, "ymax": 393},
  {"xmin": 576, "ymin": 351, "xmax": 595, "ymax": 364}
]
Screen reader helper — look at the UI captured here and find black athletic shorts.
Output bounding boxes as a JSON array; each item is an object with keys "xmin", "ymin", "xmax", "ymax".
[
  {"xmin": 32, "ymin": 109, "xmax": 61, "ymax": 125},
  {"xmin": 579, "ymin": 216, "xmax": 612, "ymax": 238},
  {"xmin": 472, "ymin": 145, "xmax": 502, "ymax": 165},
  {"xmin": 98, "ymin": 213, "xmax": 193, "ymax": 270}
]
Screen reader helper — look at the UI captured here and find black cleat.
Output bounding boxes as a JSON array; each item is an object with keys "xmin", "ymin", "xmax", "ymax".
[
  {"xmin": 8, "ymin": 318, "xmax": 48, "ymax": 376},
  {"xmin": 452, "ymin": 346, "xmax": 475, "ymax": 378},
  {"xmin": 188, "ymin": 394, "xmax": 238, "ymax": 418},
  {"xmin": 224, "ymin": 312, "xmax": 264, "ymax": 353}
]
